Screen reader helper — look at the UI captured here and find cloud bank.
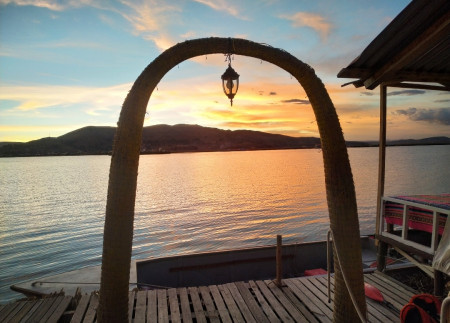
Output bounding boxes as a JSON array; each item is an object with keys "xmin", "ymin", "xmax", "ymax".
[{"xmin": 394, "ymin": 107, "xmax": 450, "ymax": 125}]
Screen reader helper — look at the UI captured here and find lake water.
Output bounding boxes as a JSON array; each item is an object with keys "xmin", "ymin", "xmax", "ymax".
[{"xmin": 0, "ymin": 146, "xmax": 449, "ymax": 303}]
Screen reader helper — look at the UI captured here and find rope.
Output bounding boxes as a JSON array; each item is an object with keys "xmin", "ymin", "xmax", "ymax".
[{"xmin": 328, "ymin": 229, "xmax": 367, "ymax": 323}]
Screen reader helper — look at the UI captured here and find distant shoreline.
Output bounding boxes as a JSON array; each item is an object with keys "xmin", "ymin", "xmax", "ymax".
[
  {"xmin": 1, "ymin": 124, "xmax": 449, "ymax": 158},
  {"xmin": 1, "ymin": 143, "xmax": 449, "ymax": 158}
]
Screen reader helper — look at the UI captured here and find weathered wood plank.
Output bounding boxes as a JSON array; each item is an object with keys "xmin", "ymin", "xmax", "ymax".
[
  {"xmin": 281, "ymin": 284, "xmax": 320, "ymax": 323},
  {"xmin": 20, "ymin": 299, "xmax": 44, "ymax": 322},
  {"xmin": 320, "ymin": 275, "xmax": 398, "ymax": 323},
  {"xmin": 265, "ymin": 280, "xmax": 308, "ymax": 322},
  {"xmin": 255, "ymin": 280, "xmax": 294, "ymax": 322},
  {"xmin": 367, "ymin": 273, "xmax": 413, "ymax": 303},
  {"xmin": 47, "ymin": 295, "xmax": 72, "ymax": 323},
  {"xmin": 226, "ymin": 283, "xmax": 256, "ymax": 323},
  {"xmin": 82, "ymin": 293, "xmax": 99, "ymax": 323},
  {"xmin": 8, "ymin": 300, "xmax": 35, "ymax": 323},
  {"xmin": 128, "ymin": 290, "xmax": 136, "ymax": 323},
  {"xmin": 188, "ymin": 287, "xmax": 207, "ymax": 323},
  {"xmin": 314, "ymin": 276, "xmax": 388, "ymax": 323},
  {"xmin": 157, "ymin": 288, "xmax": 169, "ymax": 323},
  {"xmin": 178, "ymin": 288, "xmax": 193, "ymax": 323},
  {"xmin": 235, "ymin": 281, "xmax": 270, "ymax": 323},
  {"xmin": 217, "ymin": 283, "xmax": 245, "ymax": 323},
  {"xmin": 364, "ymin": 276, "xmax": 406, "ymax": 310},
  {"xmin": 147, "ymin": 290, "xmax": 157, "ymax": 323},
  {"xmin": 32, "ymin": 297, "xmax": 57, "ymax": 321},
  {"xmin": 168, "ymin": 288, "xmax": 181, "ymax": 323},
  {"xmin": 198, "ymin": 286, "xmax": 220, "ymax": 323},
  {"xmin": 0, "ymin": 302, "xmax": 21, "ymax": 320},
  {"xmin": 248, "ymin": 281, "xmax": 280, "ymax": 323},
  {"xmin": 284, "ymin": 278, "xmax": 331, "ymax": 323},
  {"xmin": 373, "ymin": 271, "xmax": 416, "ymax": 294},
  {"xmin": 39, "ymin": 295, "xmax": 64, "ymax": 322},
  {"xmin": 134, "ymin": 290, "xmax": 148, "ymax": 323},
  {"xmin": 296, "ymin": 277, "xmax": 334, "ymax": 319},
  {"xmin": 208, "ymin": 285, "xmax": 232, "ymax": 323},
  {"xmin": 70, "ymin": 294, "xmax": 91, "ymax": 323},
  {"xmin": 3, "ymin": 301, "xmax": 26, "ymax": 322}
]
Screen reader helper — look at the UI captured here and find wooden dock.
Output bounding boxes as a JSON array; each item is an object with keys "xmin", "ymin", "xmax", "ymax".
[{"xmin": 0, "ymin": 271, "xmax": 414, "ymax": 322}]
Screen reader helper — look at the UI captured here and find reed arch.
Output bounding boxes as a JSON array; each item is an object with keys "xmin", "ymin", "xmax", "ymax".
[{"xmin": 98, "ymin": 37, "xmax": 366, "ymax": 322}]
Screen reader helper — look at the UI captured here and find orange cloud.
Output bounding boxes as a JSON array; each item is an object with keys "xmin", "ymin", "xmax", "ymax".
[
  {"xmin": 280, "ymin": 12, "xmax": 332, "ymax": 40},
  {"xmin": 193, "ymin": 0, "xmax": 245, "ymax": 19}
]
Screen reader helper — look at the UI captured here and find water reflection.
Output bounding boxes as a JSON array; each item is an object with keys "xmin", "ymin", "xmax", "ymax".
[{"xmin": 1, "ymin": 146, "xmax": 449, "ymax": 303}]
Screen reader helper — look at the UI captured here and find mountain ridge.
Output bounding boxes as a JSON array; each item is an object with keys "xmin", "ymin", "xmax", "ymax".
[{"xmin": 1, "ymin": 124, "xmax": 449, "ymax": 157}]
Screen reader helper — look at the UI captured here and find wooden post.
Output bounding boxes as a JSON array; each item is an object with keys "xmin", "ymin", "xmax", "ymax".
[
  {"xmin": 276, "ymin": 235, "xmax": 282, "ymax": 287},
  {"xmin": 376, "ymin": 84, "xmax": 388, "ymax": 272}
]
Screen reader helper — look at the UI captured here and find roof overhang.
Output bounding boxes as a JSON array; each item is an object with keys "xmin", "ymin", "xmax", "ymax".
[{"xmin": 337, "ymin": 0, "xmax": 450, "ymax": 91}]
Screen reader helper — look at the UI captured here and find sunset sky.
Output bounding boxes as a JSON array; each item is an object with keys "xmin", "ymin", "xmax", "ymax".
[{"xmin": 1, "ymin": 0, "xmax": 449, "ymax": 142}]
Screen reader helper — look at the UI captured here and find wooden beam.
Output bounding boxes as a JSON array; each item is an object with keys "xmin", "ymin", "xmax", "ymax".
[
  {"xmin": 387, "ymin": 82, "xmax": 450, "ymax": 91},
  {"xmin": 364, "ymin": 11, "xmax": 450, "ymax": 89}
]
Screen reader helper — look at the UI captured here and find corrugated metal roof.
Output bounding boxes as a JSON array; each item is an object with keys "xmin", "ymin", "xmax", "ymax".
[{"xmin": 337, "ymin": 0, "xmax": 450, "ymax": 90}]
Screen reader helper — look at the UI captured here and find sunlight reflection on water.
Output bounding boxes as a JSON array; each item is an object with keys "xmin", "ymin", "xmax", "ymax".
[{"xmin": 1, "ymin": 146, "xmax": 449, "ymax": 303}]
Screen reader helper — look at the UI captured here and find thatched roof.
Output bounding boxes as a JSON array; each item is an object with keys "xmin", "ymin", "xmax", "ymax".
[{"xmin": 337, "ymin": 0, "xmax": 450, "ymax": 91}]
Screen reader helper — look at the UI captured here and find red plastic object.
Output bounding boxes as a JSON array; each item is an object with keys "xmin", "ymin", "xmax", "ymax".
[{"xmin": 304, "ymin": 268, "xmax": 327, "ymax": 276}]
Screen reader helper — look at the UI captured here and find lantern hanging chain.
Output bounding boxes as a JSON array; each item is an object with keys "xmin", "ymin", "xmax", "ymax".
[{"xmin": 224, "ymin": 37, "xmax": 236, "ymax": 64}]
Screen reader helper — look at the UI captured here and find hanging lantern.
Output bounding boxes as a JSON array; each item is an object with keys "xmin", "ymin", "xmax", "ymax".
[{"xmin": 221, "ymin": 58, "xmax": 239, "ymax": 106}]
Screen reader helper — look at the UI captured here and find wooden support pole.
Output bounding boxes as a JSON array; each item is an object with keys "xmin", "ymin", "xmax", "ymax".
[
  {"xmin": 376, "ymin": 84, "xmax": 388, "ymax": 272},
  {"xmin": 276, "ymin": 235, "xmax": 282, "ymax": 287}
]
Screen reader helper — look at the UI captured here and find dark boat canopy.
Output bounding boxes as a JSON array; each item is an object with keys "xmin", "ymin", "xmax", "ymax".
[{"xmin": 337, "ymin": 0, "xmax": 450, "ymax": 91}]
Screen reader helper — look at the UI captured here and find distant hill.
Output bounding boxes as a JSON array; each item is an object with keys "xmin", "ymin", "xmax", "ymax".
[{"xmin": 0, "ymin": 124, "xmax": 448, "ymax": 157}]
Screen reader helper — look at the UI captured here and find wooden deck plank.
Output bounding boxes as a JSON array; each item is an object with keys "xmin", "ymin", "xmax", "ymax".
[
  {"xmin": 318, "ymin": 275, "xmax": 399, "ymax": 323},
  {"xmin": 3, "ymin": 301, "xmax": 26, "ymax": 322},
  {"xmin": 134, "ymin": 290, "xmax": 148, "ymax": 323},
  {"xmin": 296, "ymin": 277, "xmax": 334, "ymax": 320},
  {"xmin": 366, "ymin": 273, "xmax": 413, "ymax": 303},
  {"xmin": 157, "ymin": 288, "xmax": 169, "ymax": 323},
  {"xmin": 255, "ymin": 280, "xmax": 294, "ymax": 322},
  {"xmin": 265, "ymin": 280, "xmax": 307, "ymax": 322},
  {"xmin": 248, "ymin": 280, "xmax": 280, "ymax": 323},
  {"xmin": 188, "ymin": 286, "xmax": 207, "ymax": 323},
  {"xmin": 8, "ymin": 300, "xmax": 35, "ymax": 323},
  {"xmin": 32, "ymin": 297, "xmax": 57, "ymax": 321},
  {"xmin": 0, "ymin": 302, "xmax": 21, "ymax": 320},
  {"xmin": 281, "ymin": 284, "xmax": 320, "ymax": 323},
  {"xmin": 147, "ymin": 290, "xmax": 157, "ymax": 323},
  {"xmin": 364, "ymin": 276, "xmax": 406, "ymax": 310},
  {"xmin": 199, "ymin": 286, "xmax": 220, "ymax": 323},
  {"xmin": 235, "ymin": 281, "xmax": 270, "ymax": 323},
  {"xmin": 226, "ymin": 283, "xmax": 257, "ymax": 323},
  {"xmin": 20, "ymin": 299, "xmax": 44, "ymax": 322},
  {"xmin": 373, "ymin": 271, "xmax": 416, "ymax": 294},
  {"xmin": 284, "ymin": 278, "xmax": 331, "ymax": 323},
  {"xmin": 70, "ymin": 294, "xmax": 91, "ymax": 323},
  {"xmin": 39, "ymin": 295, "xmax": 64, "ymax": 322},
  {"xmin": 82, "ymin": 293, "xmax": 98, "ymax": 323},
  {"xmin": 47, "ymin": 295, "xmax": 72, "ymax": 323},
  {"xmin": 128, "ymin": 290, "xmax": 136, "ymax": 323},
  {"xmin": 178, "ymin": 288, "xmax": 193, "ymax": 323},
  {"xmin": 217, "ymin": 283, "xmax": 245, "ymax": 323},
  {"xmin": 314, "ymin": 276, "xmax": 389, "ymax": 323},
  {"xmin": 208, "ymin": 285, "xmax": 232, "ymax": 323},
  {"xmin": 168, "ymin": 288, "xmax": 182, "ymax": 323}
]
